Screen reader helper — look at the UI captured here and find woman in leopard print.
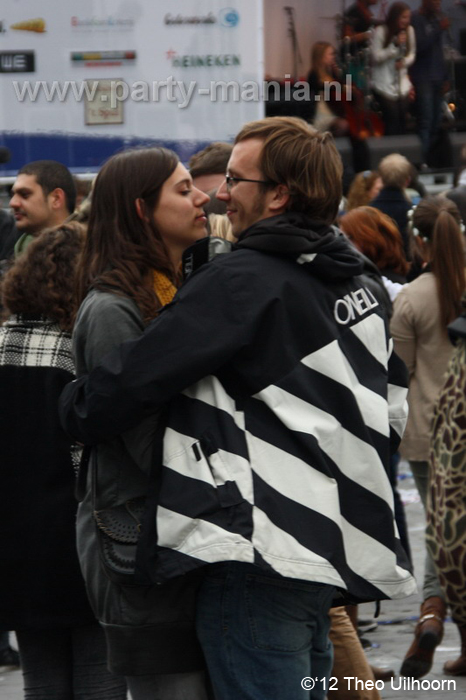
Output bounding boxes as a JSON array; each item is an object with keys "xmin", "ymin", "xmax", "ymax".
[{"xmin": 427, "ymin": 311, "xmax": 466, "ymax": 675}]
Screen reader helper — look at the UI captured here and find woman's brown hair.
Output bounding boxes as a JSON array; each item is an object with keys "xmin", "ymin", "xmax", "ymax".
[
  {"xmin": 75, "ymin": 147, "xmax": 179, "ymax": 322},
  {"xmin": 383, "ymin": 2, "xmax": 411, "ymax": 52},
  {"xmin": 310, "ymin": 42, "xmax": 333, "ymax": 83},
  {"xmin": 346, "ymin": 171, "xmax": 380, "ymax": 211},
  {"xmin": 411, "ymin": 196, "xmax": 465, "ymax": 328},
  {"xmin": 2, "ymin": 222, "xmax": 85, "ymax": 332},
  {"xmin": 339, "ymin": 206, "xmax": 409, "ymax": 275}
]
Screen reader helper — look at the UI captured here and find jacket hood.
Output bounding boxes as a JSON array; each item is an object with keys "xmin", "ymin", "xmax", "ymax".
[{"xmin": 236, "ymin": 212, "xmax": 364, "ymax": 282}]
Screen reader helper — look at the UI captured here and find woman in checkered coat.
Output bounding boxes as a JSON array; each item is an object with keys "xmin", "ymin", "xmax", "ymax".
[{"xmin": 0, "ymin": 222, "xmax": 127, "ymax": 699}]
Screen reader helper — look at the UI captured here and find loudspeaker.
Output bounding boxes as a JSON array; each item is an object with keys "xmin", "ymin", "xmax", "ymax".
[
  {"xmin": 335, "ymin": 132, "xmax": 464, "ymax": 171},
  {"xmin": 449, "ymin": 132, "xmax": 466, "ymax": 170},
  {"xmin": 334, "ymin": 134, "xmax": 423, "ymax": 170},
  {"xmin": 453, "ymin": 58, "xmax": 466, "ymax": 108},
  {"xmin": 333, "ymin": 138, "xmax": 353, "ymax": 168},
  {"xmin": 365, "ymin": 135, "xmax": 423, "ymax": 169},
  {"xmin": 460, "ymin": 30, "xmax": 466, "ymax": 56}
]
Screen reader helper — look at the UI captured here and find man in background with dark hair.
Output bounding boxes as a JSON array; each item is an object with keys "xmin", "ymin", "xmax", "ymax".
[
  {"xmin": 188, "ymin": 142, "xmax": 232, "ymax": 216},
  {"xmin": 343, "ymin": 0, "xmax": 380, "ymax": 51},
  {"xmin": 188, "ymin": 142, "xmax": 232, "ymax": 194},
  {"xmin": 0, "ymin": 160, "xmax": 77, "ymax": 660},
  {"xmin": 410, "ymin": 0, "xmax": 450, "ymax": 165},
  {"xmin": 9, "ymin": 160, "xmax": 76, "ymax": 256}
]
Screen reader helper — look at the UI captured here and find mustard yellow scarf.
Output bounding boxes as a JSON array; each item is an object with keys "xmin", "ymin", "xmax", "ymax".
[{"xmin": 153, "ymin": 270, "xmax": 177, "ymax": 307}]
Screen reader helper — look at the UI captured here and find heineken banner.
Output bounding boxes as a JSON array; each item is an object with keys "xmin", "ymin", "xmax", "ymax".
[{"xmin": 0, "ymin": 0, "xmax": 264, "ymax": 171}]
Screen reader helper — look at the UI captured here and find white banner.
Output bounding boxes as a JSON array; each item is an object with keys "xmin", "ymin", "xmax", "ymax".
[{"xmin": 0, "ymin": 0, "xmax": 264, "ymax": 171}]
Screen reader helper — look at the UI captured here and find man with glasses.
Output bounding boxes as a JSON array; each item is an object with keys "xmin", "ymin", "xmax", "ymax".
[{"xmin": 60, "ymin": 116, "xmax": 415, "ymax": 700}]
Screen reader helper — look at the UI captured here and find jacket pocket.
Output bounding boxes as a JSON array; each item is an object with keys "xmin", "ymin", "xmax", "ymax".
[
  {"xmin": 90, "ymin": 447, "xmax": 144, "ymax": 581},
  {"xmin": 194, "ymin": 434, "xmax": 244, "ymax": 509}
]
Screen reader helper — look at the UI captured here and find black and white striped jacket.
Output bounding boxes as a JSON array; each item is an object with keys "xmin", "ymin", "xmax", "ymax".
[{"xmin": 61, "ymin": 213, "xmax": 416, "ymax": 602}]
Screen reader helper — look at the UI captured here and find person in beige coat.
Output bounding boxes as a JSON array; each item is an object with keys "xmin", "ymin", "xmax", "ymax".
[{"xmin": 390, "ymin": 195, "xmax": 466, "ymax": 679}]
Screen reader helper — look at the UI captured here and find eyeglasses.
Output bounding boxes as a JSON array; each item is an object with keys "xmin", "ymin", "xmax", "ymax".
[{"xmin": 225, "ymin": 175, "xmax": 275, "ymax": 192}]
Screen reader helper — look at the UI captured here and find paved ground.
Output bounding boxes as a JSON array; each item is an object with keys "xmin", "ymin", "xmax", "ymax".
[{"xmin": 1, "ymin": 460, "xmax": 465, "ymax": 699}]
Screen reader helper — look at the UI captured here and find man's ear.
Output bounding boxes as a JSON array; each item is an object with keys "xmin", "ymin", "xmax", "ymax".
[
  {"xmin": 268, "ymin": 184, "xmax": 291, "ymax": 213},
  {"xmin": 48, "ymin": 187, "xmax": 66, "ymax": 211}
]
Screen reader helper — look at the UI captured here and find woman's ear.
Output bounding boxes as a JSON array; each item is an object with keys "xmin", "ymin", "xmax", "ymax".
[{"xmin": 135, "ymin": 197, "xmax": 147, "ymax": 221}]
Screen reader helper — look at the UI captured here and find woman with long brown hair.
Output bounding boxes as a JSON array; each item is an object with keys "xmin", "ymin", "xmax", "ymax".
[
  {"xmin": 0, "ymin": 223, "xmax": 127, "ymax": 700},
  {"xmin": 307, "ymin": 42, "xmax": 348, "ymax": 135},
  {"xmin": 371, "ymin": 1, "xmax": 416, "ymax": 135},
  {"xmin": 391, "ymin": 195, "xmax": 466, "ymax": 679},
  {"xmin": 72, "ymin": 147, "xmax": 210, "ymax": 700},
  {"xmin": 307, "ymin": 42, "xmax": 371, "ymax": 172}
]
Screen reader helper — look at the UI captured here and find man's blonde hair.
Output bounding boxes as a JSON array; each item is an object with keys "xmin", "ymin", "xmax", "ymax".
[
  {"xmin": 378, "ymin": 153, "xmax": 411, "ymax": 189},
  {"xmin": 235, "ymin": 117, "xmax": 343, "ymax": 224}
]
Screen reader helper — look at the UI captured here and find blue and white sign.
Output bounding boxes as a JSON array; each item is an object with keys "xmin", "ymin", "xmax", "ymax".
[{"xmin": 219, "ymin": 8, "xmax": 241, "ymax": 27}]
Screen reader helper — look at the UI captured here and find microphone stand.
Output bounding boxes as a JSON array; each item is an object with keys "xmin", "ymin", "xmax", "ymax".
[
  {"xmin": 284, "ymin": 7, "xmax": 303, "ymax": 81},
  {"xmin": 397, "ymin": 35, "xmax": 406, "ymax": 98}
]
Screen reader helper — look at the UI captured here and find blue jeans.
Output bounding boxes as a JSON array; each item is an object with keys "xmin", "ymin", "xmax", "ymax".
[
  {"xmin": 196, "ymin": 562, "xmax": 335, "ymax": 700},
  {"xmin": 410, "ymin": 460, "xmax": 444, "ymax": 601},
  {"xmin": 413, "ymin": 79, "xmax": 444, "ymax": 162}
]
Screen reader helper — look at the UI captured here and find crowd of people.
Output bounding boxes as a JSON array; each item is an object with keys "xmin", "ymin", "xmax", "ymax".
[{"xmin": 0, "ymin": 112, "xmax": 466, "ymax": 700}]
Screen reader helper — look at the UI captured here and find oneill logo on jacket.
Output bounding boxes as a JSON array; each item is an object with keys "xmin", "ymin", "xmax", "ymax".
[{"xmin": 334, "ymin": 287, "xmax": 379, "ymax": 325}]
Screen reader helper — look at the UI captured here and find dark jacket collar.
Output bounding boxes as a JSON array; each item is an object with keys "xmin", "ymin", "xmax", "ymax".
[
  {"xmin": 371, "ymin": 187, "xmax": 407, "ymax": 202},
  {"xmin": 235, "ymin": 212, "xmax": 364, "ymax": 282}
]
